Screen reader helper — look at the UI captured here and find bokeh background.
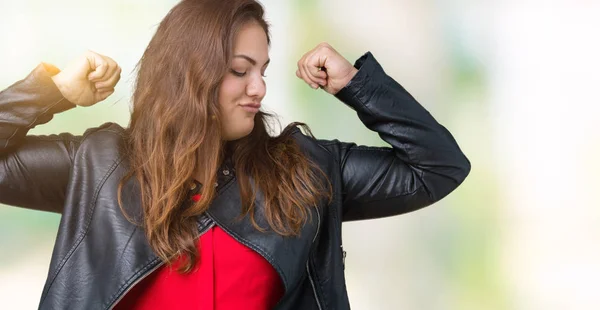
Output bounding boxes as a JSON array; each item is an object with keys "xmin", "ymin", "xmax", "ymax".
[{"xmin": 1, "ymin": 0, "xmax": 599, "ymax": 309}]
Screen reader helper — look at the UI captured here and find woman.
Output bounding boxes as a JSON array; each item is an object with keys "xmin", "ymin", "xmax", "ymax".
[{"xmin": 0, "ymin": 0, "xmax": 470, "ymax": 309}]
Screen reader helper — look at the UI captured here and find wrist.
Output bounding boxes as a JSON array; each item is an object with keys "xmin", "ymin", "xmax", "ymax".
[
  {"xmin": 333, "ymin": 67, "xmax": 358, "ymax": 95},
  {"xmin": 51, "ymin": 72, "xmax": 71, "ymax": 101},
  {"xmin": 344, "ymin": 67, "xmax": 359, "ymax": 86}
]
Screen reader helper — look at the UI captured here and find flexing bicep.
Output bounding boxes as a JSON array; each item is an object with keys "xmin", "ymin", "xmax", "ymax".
[
  {"xmin": 0, "ymin": 134, "xmax": 81, "ymax": 213},
  {"xmin": 338, "ymin": 142, "xmax": 466, "ymax": 221},
  {"xmin": 323, "ymin": 52, "xmax": 469, "ymax": 221},
  {"xmin": 0, "ymin": 63, "xmax": 78, "ymax": 213}
]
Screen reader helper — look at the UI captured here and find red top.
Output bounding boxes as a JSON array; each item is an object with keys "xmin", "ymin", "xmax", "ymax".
[{"xmin": 115, "ymin": 194, "xmax": 284, "ymax": 309}]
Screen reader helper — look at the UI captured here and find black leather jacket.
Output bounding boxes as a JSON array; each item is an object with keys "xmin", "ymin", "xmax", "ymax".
[{"xmin": 0, "ymin": 52, "xmax": 470, "ymax": 309}]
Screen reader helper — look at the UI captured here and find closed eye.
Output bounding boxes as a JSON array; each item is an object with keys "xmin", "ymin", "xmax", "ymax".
[{"xmin": 230, "ymin": 69, "xmax": 246, "ymax": 77}]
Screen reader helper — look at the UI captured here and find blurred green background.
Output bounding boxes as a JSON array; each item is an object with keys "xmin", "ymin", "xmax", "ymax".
[{"xmin": 1, "ymin": 0, "xmax": 599, "ymax": 309}]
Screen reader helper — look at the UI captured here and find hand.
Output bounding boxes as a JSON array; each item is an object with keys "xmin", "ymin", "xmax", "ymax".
[
  {"xmin": 295, "ymin": 42, "xmax": 358, "ymax": 95},
  {"xmin": 51, "ymin": 50, "xmax": 121, "ymax": 107}
]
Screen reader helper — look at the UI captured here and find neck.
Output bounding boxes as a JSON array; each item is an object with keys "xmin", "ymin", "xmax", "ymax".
[{"xmin": 193, "ymin": 151, "xmax": 228, "ymax": 184}]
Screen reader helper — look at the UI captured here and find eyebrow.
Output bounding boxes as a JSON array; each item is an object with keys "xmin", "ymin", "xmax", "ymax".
[{"xmin": 234, "ymin": 54, "xmax": 270, "ymax": 67}]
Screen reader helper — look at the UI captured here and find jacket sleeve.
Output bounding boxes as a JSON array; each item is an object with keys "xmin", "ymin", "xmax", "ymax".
[
  {"xmin": 323, "ymin": 52, "xmax": 470, "ymax": 222},
  {"xmin": 0, "ymin": 63, "xmax": 79, "ymax": 213}
]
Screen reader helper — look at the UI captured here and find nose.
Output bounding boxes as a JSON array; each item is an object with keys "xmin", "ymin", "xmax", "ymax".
[{"xmin": 246, "ymin": 75, "xmax": 266, "ymax": 99}]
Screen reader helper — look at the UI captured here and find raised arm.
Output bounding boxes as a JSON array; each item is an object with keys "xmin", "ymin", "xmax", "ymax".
[
  {"xmin": 0, "ymin": 51, "xmax": 120, "ymax": 213},
  {"xmin": 296, "ymin": 44, "xmax": 470, "ymax": 221}
]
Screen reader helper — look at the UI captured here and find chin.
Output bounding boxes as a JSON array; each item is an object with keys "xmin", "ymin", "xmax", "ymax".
[{"xmin": 225, "ymin": 124, "xmax": 255, "ymax": 141}]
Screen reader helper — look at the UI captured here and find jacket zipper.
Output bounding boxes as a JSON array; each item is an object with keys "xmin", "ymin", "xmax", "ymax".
[
  {"xmin": 306, "ymin": 207, "xmax": 323, "ymax": 310},
  {"xmin": 107, "ymin": 222, "xmax": 215, "ymax": 309}
]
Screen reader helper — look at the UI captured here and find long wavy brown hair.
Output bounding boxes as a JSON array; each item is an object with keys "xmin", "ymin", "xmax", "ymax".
[{"xmin": 118, "ymin": 0, "xmax": 331, "ymax": 273}]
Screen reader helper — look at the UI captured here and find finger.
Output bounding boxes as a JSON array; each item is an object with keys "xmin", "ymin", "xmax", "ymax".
[
  {"xmin": 307, "ymin": 52, "xmax": 328, "ymax": 78},
  {"xmin": 307, "ymin": 50, "xmax": 330, "ymax": 86},
  {"xmin": 95, "ymin": 88, "xmax": 114, "ymax": 101},
  {"xmin": 95, "ymin": 66, "xmax": 121, "ymax": 89},
  {"xmin": 302, "ymin": 49, "xmax": 328, "ymax": 85},
  {"xmin": 313, "ymin": 67, "xmax": 328, "ymax": 80},
  {"xmin": 98, "ymin": 58, "xmax": 119, "ymax": 82},
  {"xmin": 305, "ymin": 65, "xmax": 327, "ymax": 85},
  {"xmin": 297, "ymin": 58, "xmax": 319, "ymax": 89},
  {"xmin": 86, "ymin": 51, "xmax": 115, "ymax": 81},
  {"xmin": 88, "ymin": 62, "xmax": 108, "ymax": 81},
  {"xmin": 301, "ymin": 58, "xmax": 326, "ymax": 87},
  {"xmin": 296, "ymin": 56, "xmax": 313, "ymax": 87},
  {"xmin": 296, "ymin": 69, "xmax": 319, "ymax": 87},
  {"xmin": 297, "ymin": 53, "xmax": 318, "ymax": 89},
  {"xmin": 309, "ymin": 66, "xmax": 328, "ymax": 86}
]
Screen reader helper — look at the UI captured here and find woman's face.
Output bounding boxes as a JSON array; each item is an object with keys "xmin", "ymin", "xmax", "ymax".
[{"xmin": 218, "ymin": 21, "xmax": 269, "ymax": 141}]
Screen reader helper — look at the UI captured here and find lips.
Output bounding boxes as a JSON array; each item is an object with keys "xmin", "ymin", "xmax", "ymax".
[
  {"xmin": 240, "ymin": 103, "xmax": 261, "ymax": 109},
  {"xmin": 240, "ymin": 102, "xmax": 261, "ymax": 113}
]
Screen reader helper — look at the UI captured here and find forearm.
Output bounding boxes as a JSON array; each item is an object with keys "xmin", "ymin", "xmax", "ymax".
[
  {"xmin": 336, "ymin": 52, "xmax": 470, "ymax": 200},
  {"xmin": 0, "ymin": 63, "xmax": 75, "ymax": 152}
]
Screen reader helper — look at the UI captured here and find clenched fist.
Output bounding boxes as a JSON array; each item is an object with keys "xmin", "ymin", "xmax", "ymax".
[
  {"xmin": 51, "ymin": 50, "xmax": 121, "ymax": 107},
  {"xmin": 295, "ymin": 42, "xmax": 358, "ymax": 95}
]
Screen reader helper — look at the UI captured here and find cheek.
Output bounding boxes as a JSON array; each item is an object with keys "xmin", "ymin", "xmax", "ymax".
[
  {"xmin": 218, "ymin": 79, "xmax": 242, "ymax": 126},
  {"xmin": 217, "ymin": 77, "xmax": 253, "ymax": 139},
  {"xmin": 218, "ymin": 78, "xmax": 244, "ymax": 108}
]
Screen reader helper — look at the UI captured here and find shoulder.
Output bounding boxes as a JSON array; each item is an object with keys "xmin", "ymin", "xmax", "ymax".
[
  {"xmin": 289, "ymin": 124, "xmax": 351, "ymax": 153},
  {"xmin": 81, "ymin": 122, "xmax": 126, "ymax": 139},
  {"xmin": 287, "ymin": 124, "xmax": 346, "ymax": 167},
  {"xmin": 77, "ymin": 122, "xmax": 127, "ymax": 158}
]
